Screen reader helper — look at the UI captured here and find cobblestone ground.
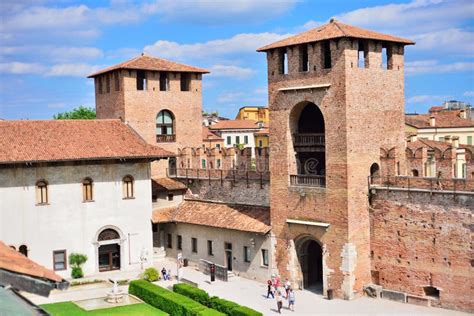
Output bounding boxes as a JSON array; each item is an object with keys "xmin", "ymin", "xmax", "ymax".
[{"xmin": 27, "ymin": 258, "xmax": 469, "ymax": 315}]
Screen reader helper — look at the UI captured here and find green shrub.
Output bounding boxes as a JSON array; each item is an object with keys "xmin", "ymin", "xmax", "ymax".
[
  {"xmin": 129, "ymin": 280, "xmax": 224, "ymax": 316},
  {"xmin": 230, "ymin": 306, "xmax": 263, "ymax": 316},
  {"xmin": 68, "ymin": 253, "xmax": 87, "ymax": 279},
  {"xmin": 173, "ymin": 283, "xmax": 210, "ymax": 306},
  {"xmin": 71, "ymin": 267, "xmax": 83, "ymax": 279},
  {"xmin": 141, "ymin": 267, "xmax": 160, "ymax": 282},
  {"xmin": 209, "ymin": 296, "xmax": 240, "ymax": 315}
]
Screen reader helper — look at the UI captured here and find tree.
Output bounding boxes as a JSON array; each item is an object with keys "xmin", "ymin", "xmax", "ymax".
[
  {"xmin": 69, "ymin": 253, "xmax": 88, "ymax": 279},
  {"xmin": 53, "ymin": 106, "xmax": 96, "ymax": 120}
]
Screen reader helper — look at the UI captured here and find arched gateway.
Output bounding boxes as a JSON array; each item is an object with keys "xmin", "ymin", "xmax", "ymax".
[
  {"xmin": 295, "ymin": 236, "xmax": 324, "ymax": 293},
  {"xmin": 97, "ymin": 228, "xmax": 122, "ymax": 272}
]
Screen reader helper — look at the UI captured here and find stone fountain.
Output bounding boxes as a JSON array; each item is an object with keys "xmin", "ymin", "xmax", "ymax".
[{"xmin": 106, "ymin": 278, "xmax": 124, "ymax": 303}]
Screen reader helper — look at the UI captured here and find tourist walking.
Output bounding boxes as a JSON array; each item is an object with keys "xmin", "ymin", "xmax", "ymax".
[
  {"xmin": 161, "ymin": 267, "xmax": 168, "ymax": 280},
  {"xmin": 266, "ymin": 279, "xmax": 274, "ymax": 298},
  {"xmin": 276, "ymin": 290, "xmax": 283, "ymax": 314},
  {"xmin": 288, "ymin": 288, "xmax": 295, "ymax": 312},
  {"xmin": 284, "ymin": 278, "xmax": 291, "ymax": 298}
]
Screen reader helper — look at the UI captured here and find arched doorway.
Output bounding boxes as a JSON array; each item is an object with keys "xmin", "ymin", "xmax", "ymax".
[
  {"xmin": 296, "ymin": 237, "xmax": 323, "ymax": 293},
  {"xmin": 97, "ymin": 228, "xmax": 121, "ymax": 272},
  {"xmin": 370, "ymin": 163, "xmax": 380, "ymax": 184}
]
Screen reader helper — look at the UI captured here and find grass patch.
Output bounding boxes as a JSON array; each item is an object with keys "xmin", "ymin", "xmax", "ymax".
[{"xmin": 41, "ymin": 301, "xmax": 168, "ymax": 316}]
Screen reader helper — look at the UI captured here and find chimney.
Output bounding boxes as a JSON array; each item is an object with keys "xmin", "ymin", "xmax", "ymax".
[
  {"xmin": 444, "ymin": 135, "xmax": 452, "ymax": 144},
  {"xmin": 459, "ymin": 109, "xmax": 467, "ymax": 119},
  {"xmin": 409, "ymin": 134, "xmax": 417, "ymax": 142},
  {"xmin": 429, "ymin": 116, "xmax": 436, "ymax": 127},
  {"xmin": 452, "ymin": 136, "xmax": 459, "ymax": 148}
]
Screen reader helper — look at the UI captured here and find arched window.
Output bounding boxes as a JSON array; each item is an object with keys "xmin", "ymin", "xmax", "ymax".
[
  {"xmin": 370, "ymin": 163, "xmax": 380, "ymax": 178},
  {"xmin": 156, "ymin": 110, "xmax": 175, "ymax": 143},
  {"xmin": 98, "ymin": 228, "xmax": 120, "ymax": 241},
  {"xmin": 36, "ymin": 180, "xmax": 48, "ymax": 204},
  {"xmin": 83, "ymin": 178, "xmax": 93, "ymax": 201},
  {"xmin": 19, "ymin": 245, "xmax": 28, "ymax": 257},
  {"xmin": 412, "ymin": 169, "xmax": 419, "ymax": 177},
  {"xmin": 123, "ymin": 175, "xmax": 134, "ymax": 199}
]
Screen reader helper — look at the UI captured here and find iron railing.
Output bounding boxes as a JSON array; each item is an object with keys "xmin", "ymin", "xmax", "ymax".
[
  {"xmin": 290, "ymin": 174, "xmax": 326, "ymax": 187},
  {"xmin": 294, "ymin": 133, "xmax": 325, "ymax": 146},
  {"xmin": 156, "ymin": 134, "xmax": 176, "ymax": 143}
]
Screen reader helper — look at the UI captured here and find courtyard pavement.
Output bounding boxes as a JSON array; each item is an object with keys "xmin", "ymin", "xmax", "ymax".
[{"xmin": 26, "ymin": 258, "xmax": 469, "ymax": 315}]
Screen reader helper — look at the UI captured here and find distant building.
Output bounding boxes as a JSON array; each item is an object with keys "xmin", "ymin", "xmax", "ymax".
[
  {"xmin": 235, "ymin": 106, "xmax": 269, "ymax": 123},
  {"xmin": 202, "ymin": 126, "xmax": 224, "ymax": 150},
  {"xmin": 0, "ymin": 120, "xmax": 172, "ymax": 278},
  {"xmin": 202, "ymin": 113, "xmax": 229, "ymax": 127},
  {"xmin": 254, "ymin": 127, "xmax": 269, "ymax": 148},
  {"xmin": 406, "ymin": 109, "xmax": 474, "ymax": 145}
]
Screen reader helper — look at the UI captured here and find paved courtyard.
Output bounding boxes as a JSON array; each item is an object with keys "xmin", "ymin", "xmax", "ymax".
[{"xmin": 27, "ymin": 258, "xmax": 469, "ymax": 315}]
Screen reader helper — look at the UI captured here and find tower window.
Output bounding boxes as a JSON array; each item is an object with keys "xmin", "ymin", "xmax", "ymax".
[
  {"xmin": 180, "ymin": 73, "xmax": 191, "ymax": 91},
  {"xmin": 122, "ymin": 175, "xmax": 134, "ymax": 199},
  {"xmin": 136, "ymin": 70, "xmax": 146, "ymax": 90},
  {"xmin": 160, "ymin": 72, "xmax": 169, "ymax": 91},
  {"xmin": 82, "ymin": 177, "xmax": 93, "ymax": 202},
  {"xmin": 299, "ymin": 45, "xmax": 309, "ymax": 72},
  {"xmin": 105, "ymin": 74, "xmax": 111, "ymax": 93},
  {"xmin": 114, "ymin": 71, "xmax": 120, "ymax": 91},
  {"xmin": 386, "ymin": 46, "xmax": 393, "ymax": 70},
  {"xmin": 322, "ymin": 41, "xmax": 331, "ymax": 69},
  {"xmin": 36, "ymin": 180, "xmax": 48, "ymax": 204},
  {"xmin": 358, "ymin": 40, "xmax": 367, "ymax": 68},
  {"xmin": 156, "ymin": 110, "xmax": 175, "ymax": 142},
  {"xmin": 97, "ymin": 77, "xmax": 103, "ymax": 94},
  {"xmin": 278, "ymin": 48, "xmax": 288, "ymax": 75}
]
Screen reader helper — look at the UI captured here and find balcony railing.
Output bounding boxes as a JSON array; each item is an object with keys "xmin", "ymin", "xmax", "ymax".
[
  {"xmin": 294, "ymin": 133, "xmax": 324, "ymax": 146},
  {"xmin": 156, "ymin": 134, "xmax": 176, "ymax": 143},
  {"xmin": 290, "ymin": 174, "xmax": 326, "ymax": 187}
]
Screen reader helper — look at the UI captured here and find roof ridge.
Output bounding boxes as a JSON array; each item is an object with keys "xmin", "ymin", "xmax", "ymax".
[{"xmin": 333, "ymin": 21, "xmax": 347, "ymax": 37}]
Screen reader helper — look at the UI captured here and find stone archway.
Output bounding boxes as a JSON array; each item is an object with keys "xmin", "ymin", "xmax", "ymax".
[
  {"xmin": 295, "ymin": 236, "xmax": 324, "ymax": 293},
  {"xmin": 93, "ymin": 226, "xmax": 125, "ymax": 273}
]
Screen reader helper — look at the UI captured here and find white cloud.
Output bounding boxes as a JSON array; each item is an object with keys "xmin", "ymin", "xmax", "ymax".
[
  {"xmin": 47, "ymin": 102, "xmax": 67, "ymax": 109},
  {"xmin": 464, "ymin": 91, "xmax": 474, "ymax": 97},
  {"xmin": 144, "ymin": 32, "xmax": 290, "ymax": 60},
  {"xmin": 46, "ymin": 63, "xmax": 102, "ymax": 77},
  {"xmin": 217, "ymin": 92, "xmax": 244, "ymax": 104},
  {"xmin": 210, "ymin": 65, "xmax": 255, "ymax": 79},
  {"xmin": 412, "ymin": 28, "xmax": 474, "ymax": 54},
  {"xmin": 1, "ymin": 46, "xmax": 103, "ymax": 62},
  {"xmin": 407, "ymin": 94, "xmax": 450, "ymax": 104},
  {"xmin": 0, "ymin": 62, "xmax": 45, "ymax": 74},
  {"xmin": 406, "ymin": 60, "xmax": 474, "ymax": 75}
]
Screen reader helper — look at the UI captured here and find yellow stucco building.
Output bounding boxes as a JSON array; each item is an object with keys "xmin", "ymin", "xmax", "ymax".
[{"xmin": 235, "ymin": 106, "xmax": 269, "ymax": 123}]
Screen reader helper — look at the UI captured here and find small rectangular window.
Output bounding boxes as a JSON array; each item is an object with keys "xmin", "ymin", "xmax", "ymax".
[
  {"xmin": 438, "ymin": 137, "xmax": 444, "ymax": 141},
  {"xmin": 468, "ymin": 136, "xmax": 473, "ymax": 145},
  {"xmin": 160, "ymin": 72, "xmax": 169, "ymax": 91},
  {"xmin": 216, "ymin": 144, "xmax": 221, "ymax": 149},
  {"xmin": 261, "ymin": 249, "xmax": 269, "ymax": 267},
  {"xmin": 259, "ymin": 140, "xmax": 263, "ymax": 147},
  {"xmin": 167, "ymin": 233, "xmax": 172, "ymax": 248},
  {"xmin": 167, "ymin": 193, "xmax": 174, "ymax": 201},
  {"xmin": 299, "ymin": 45, "xmax": 309, "ymax": 72},
  {"xmin": 381, "ymin": 47, "xmax": 388, "ymax": 69},
  {"xmin": 177, "ymin": 235, "xmax": 182, "ymax": 250},
  {"xmin": 202, "ymin": 159, "xmax": 206, "ymax": 169},
  {"xmin": 106, "ymin": 74, "xmax": 111, "ymax": 93},
  {"xmin": 36, "ymin": 181, "xmax": 48, "ymax": 204},
  {"xmin": 207, "ymin": 240, "xmax": 214, "ymax": 256},
  {"xmin": 386, "ymin": 46, "xmax": 394, "ymax": 70},
  {"xmin": 244, "ymin": 246, "xmax": 251, "ymax": 263},
  {"xmin": 152, "ymin": 223, "xmax": 158, "ymax": 233},
  {"xmin": 114, "ymin": 71, "xmax": 120, "ymax": 91},
  {"xmin": 217, "ymin": 159, "xmax": 221, "ymax": 169},
  {"xmin": 358, "ymin": 41, "xmax": 366, "ymax": 68},
  {"xmin": 227, "ymin": 136, "xmax": 231, "ymax": 145},
  {"xmin": 137, "ymin": 70, "xmax": 146, "ymax": 90},
  {"xmin": 278, "ymin": 48, "xmax": 288, "ymax": 74},
  {"xmin": 98, "ymin": 77, "xmax": 103, "ymax": 94},
  {"xmin": 322, "ymin": 41, "xmax": 331, "ymax": 69},
  {"xmin": 244, "ymin": 135, "xmax": 248, "ymax": 144},
  {"xmin": 192, "ymin": 238, "xmax": 198, "ymax": 253},
  {"xmin": 236, "ymin": 136, "xmax": 240, "ymax": 144},
  {"xmin": 53, "ymin": 250, "xmax": 66, "ymax": 271},
  {"xmin": 180, "ymin": 73, "xmax": 191, "ymax": 91}
]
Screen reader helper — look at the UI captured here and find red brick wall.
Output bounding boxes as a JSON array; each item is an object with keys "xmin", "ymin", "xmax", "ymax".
[{"xmin": 370, "ymin": 190, "xmax": 474, "ymax": 312}]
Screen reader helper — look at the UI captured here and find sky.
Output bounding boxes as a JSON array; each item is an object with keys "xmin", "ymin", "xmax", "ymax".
[{"xmin": 0, "ymin": 0, "xmax": 473, "ymax": 120}]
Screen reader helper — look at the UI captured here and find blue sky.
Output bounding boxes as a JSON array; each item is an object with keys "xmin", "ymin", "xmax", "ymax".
[{"xmin": 1, "ymin": 0, "xmax": 473, "ymax": 119}]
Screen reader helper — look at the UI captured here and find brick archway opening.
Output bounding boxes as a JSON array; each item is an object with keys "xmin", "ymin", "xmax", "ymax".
[{"xmin": 296, "ymin": 237, "xmax": 323, "ymax": 293}]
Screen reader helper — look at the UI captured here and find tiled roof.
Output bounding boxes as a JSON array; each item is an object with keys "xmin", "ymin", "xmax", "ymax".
[
  {"xmin": 428, "ymin": 106, "xmax": 444, "ymax": 113},
  {"xmin": 152, "ymin": 199, "xmax": 271, "ymax": 234},
  {"xmin": 255, "ymin": 128, "xmax": 269, "ymax": 135},
  {"xmin": 405, "ymin": 111, "xmax": 474, "ymax": 129},
  {"xmin": 407, "ymin": 139, "xmax": 451, "ymax": 152},
  {"xmin": 152, "ymin": 177, "xmax": 187, "ymax": 191},
  {"xmin": 202, "ymin": 127, "xmax": 223, "ymax": 141},
  {"xmin": 0, "ymin": 119, "xmax": 174, "ymax": 165},
  {"xmin": 209, "ymin": 119, "xmax": 261, "ymax": 130},
  {"xmin": 151, "ymin": 206, "xmax": 177, "ymax": 223},
  {"xmin": 88, "ymin": 54, "xmax": 209, "ymax": 77},
  {"xmin": 0, "ymin": 241, "xmax": 63, "ymax": 283},
  {"xmin": 257, "ymin": 20, "xmax": 414, "ymax": 52}
]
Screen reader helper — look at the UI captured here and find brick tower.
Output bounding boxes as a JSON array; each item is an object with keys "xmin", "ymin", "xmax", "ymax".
[
  {"xmin": 88, "ymin": 54, "xmax": 209, "ymax": 175},
  {"xmin": 257, "ymin": 20, "xmax": 414, "ymax": 299}
]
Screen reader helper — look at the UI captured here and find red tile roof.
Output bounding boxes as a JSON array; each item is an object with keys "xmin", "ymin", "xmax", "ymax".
[
  {"xmin": 202, "ymin": 127, "xmax": 223, "ymax": 141},
  {"xmin": 255, "ymin": 127, "xmax": 269, "ymax": 135},
  {"xmin": 152, "ymin": 199, "xmax": 271, "ymax": 234},
  {"xmin": 88, "ymin": 55, "xmax": 209, "ymax": 77},
  {"xmin": 0, "ymin": 119, "xmax": 174, "ymax": 165},
  {"xmin": 257, "ymin": 20, "xmax": 414, "ymax": 52},
  {"xmin": 151, "ymin": 206, "xmax": 177, "ymax": 223},
  {"xmin": 428, "ymin": 106, "xmax": 444, "ymax": 113},
  {"xmin": 209, "ymin": 119, "xmax": 262, "ymax": 130},
  {"xmin": 405, "ymin": 111, "xmax": 474, "ymax": 129},
  {"xmin": 407, "ymin": 139, "xmax": 451, "ymax": 152},
  {"xmin": 152, "ymin": 177, "xmax": 187, "ymax": 191},
  {"xmin": 0, "ymin": 241, "xmax": 63, "ymax": 283}
]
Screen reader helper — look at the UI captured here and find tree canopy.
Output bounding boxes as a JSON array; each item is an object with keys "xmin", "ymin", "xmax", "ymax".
[{"xmin": 53, "ymin": 106, "xmax": 96, "ymax": 120}]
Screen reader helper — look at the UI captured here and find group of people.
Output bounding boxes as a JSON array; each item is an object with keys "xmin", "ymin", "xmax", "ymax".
[
  {"xmin": 266, "ymin": 275, "xmax": 295, "ymax": 313},
  {"xmin": 161, "ymin": 267, "xmax": 172, "ymax": 281}
]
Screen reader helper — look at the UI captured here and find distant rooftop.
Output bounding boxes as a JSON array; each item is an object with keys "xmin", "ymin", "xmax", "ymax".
[
  {"xmin": 88, "ymin": 54, "xmax": 209, "ymax": 78},
  {"xmin": 257, "ymin": 19, "xmax": 414, "ymax": 52}
]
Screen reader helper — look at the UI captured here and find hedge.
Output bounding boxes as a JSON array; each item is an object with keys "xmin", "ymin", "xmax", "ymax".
[
  {"xmin": 173, "ymin": 283, "xmax": 210, "ymax": 306},
  {"xmin": 172, "ymin": 283, "xmax": 262, "ymax": 316},
  {"xmin": 129, "ymin": 280, "xmax": 224, "ymax": 316}
]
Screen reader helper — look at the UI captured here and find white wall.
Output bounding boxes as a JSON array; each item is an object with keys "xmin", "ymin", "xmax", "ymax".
[
  {"xmin": 220, "ymin": 130, "xmax": 257, "ymax": 158},
  {"xmin": 0, "ymin": 162, "xmax": 154, "ymax": 279}
]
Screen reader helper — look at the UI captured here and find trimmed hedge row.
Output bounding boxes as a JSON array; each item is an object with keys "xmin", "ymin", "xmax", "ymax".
[
  {"xmin": 129, "ymin": 280, "xmax": 225, "ymax": 316},
  {"xmin": 173, "ymin": 283, "xmax": 262, "ymax": 316}
]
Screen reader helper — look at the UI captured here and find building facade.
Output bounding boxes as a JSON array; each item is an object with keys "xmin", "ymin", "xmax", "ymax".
[
  {"xmin": 0, "ymin": 120, "xmax": 171, "ymax": 278},
  {"xmin": 235, "ymin": 106, "xmax": 269, "ymax": 123},
  {"xmin": 258, "ymin": 19, "xmax": 413, "ymax": 299}
]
